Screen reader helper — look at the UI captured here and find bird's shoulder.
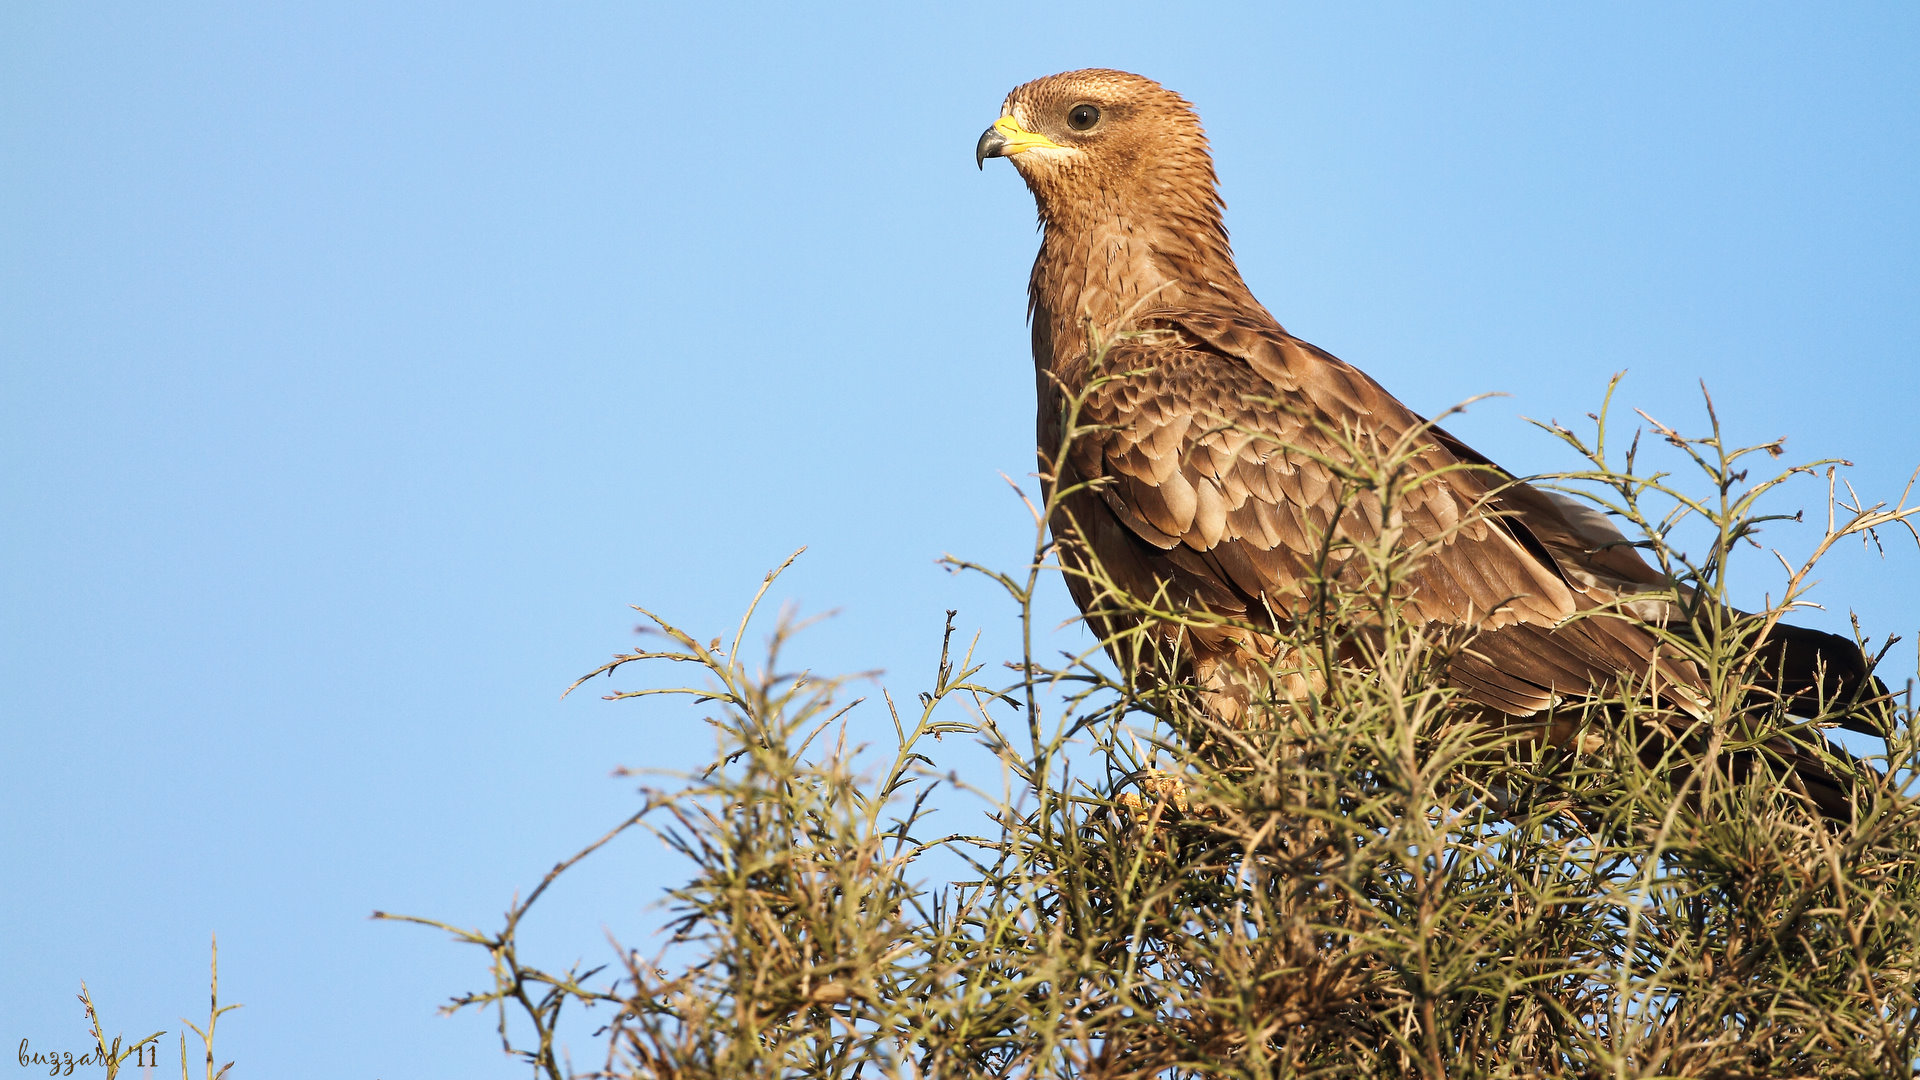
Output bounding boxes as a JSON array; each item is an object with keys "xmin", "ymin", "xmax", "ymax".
[
  {"xmin": 1062, "ymin": 303, "xmax": 1608, "ymax": 626},
  {"xmin": 1072, "ymin": 303, "xmax": 1499, "ymax": 507}
]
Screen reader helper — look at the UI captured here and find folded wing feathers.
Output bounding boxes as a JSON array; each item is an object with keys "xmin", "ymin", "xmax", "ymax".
[{"xmin": 1072, "ymin": 316, "xmax": 1711, "ymax": 716}]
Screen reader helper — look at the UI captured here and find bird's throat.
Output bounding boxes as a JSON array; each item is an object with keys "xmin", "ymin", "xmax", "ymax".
[{"xmin": 1028, "ymin": 201, "xmax": 1254, "ymax": 381}]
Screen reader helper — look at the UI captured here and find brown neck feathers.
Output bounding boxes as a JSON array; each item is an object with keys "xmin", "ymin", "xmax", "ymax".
[{"xmin": 1024, "ymin": 139, "xmax": 1257, "ymax": 375}]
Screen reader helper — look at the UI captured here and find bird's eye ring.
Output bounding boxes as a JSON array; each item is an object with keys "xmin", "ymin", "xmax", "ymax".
[{"xmin": 1067, "ymin": 103, "xmax": 1101, "ymax": 131}]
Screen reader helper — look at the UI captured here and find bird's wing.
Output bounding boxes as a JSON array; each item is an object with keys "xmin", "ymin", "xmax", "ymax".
[{"xmin": 1064, "ymin": 307, "xmax": 1701, "ymax": 714}]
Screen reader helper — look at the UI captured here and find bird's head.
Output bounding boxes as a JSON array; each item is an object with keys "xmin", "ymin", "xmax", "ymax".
[{"xmin": 976, "ymin": 69, "xmax": 1220, "ymax": 227}]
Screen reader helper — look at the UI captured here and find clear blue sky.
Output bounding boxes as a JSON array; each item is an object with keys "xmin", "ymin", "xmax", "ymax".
[{"xmin": 5, "ymin": 4, "xmax": 1916, "ymax": 1076}]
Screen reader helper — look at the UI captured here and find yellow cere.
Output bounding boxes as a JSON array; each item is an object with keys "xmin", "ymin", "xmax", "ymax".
[{"xmin": 991, "ymin": 114, "xmax": 1065, "ymax": 155}]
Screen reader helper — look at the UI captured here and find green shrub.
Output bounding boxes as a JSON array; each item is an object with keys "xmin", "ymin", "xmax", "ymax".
[{"xmin": 385, "ymin": 380, "xmax": 1920, "ymax": 1079}]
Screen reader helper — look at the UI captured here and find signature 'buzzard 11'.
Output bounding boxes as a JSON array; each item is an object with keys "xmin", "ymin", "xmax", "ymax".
[{"xmin": 976, "ymin": 68, "xmax": 1885, "ymax": 816}]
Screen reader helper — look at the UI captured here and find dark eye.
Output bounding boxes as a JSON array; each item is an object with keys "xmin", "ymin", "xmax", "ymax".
[{"xmin": 1067, "ymin": 103, "xmax": 1101, "ymax": 131}]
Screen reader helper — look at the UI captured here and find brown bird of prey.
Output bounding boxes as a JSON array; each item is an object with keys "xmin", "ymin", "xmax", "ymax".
[{"xmin": 976, "ymin": 69, "xmax": 1881, "ymax": 813}]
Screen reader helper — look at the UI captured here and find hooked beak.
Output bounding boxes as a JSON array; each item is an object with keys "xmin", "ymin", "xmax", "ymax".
[
  {"xmin": 975, "ymin": 125, "xmax": 1007, "ymax": 169},
  {"xmin": 975, "ymin": 114, "xmax": 1065, "ymax": 170}
]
